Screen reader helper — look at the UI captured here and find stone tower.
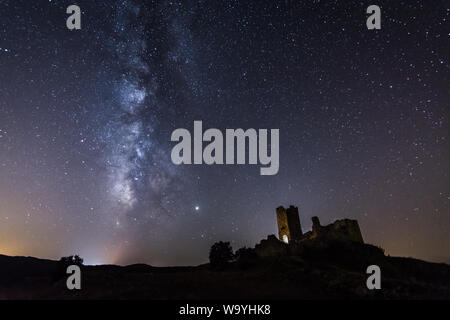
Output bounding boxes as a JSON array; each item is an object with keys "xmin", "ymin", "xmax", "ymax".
[{"xmin": 276, "ymin": 205, "xmax": 302, "ymax": 243}]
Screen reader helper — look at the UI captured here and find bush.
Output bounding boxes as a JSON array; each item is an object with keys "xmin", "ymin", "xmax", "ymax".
[
  {"xmin": 209, "ymin": 241, "xmax": 234, "ymax": 269},
  {"xmin": 54, "ymin": 255, "xmax": 84, "ymax": 281},
  {"xmin": 59, "ymin": 255, "xmax": 84, "ymax": 266},
  {"xmin": 235, "ymin": 247, "xmax": 258, "ymax": 268}
]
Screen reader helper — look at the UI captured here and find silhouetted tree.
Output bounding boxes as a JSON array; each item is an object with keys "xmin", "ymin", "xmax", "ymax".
[
  {"xmin": 59, "ymin": 255, "xmax": 84, "ymax": 266},
  {"xmin": 235, "ymin": 247, "xmax": 258, "ymax": 268},
  {"xmin": 209, "ymin": 241, "xmax": 234, "ymax": 269},
  {"xmin": 54, "ymin": 255, "xmax": 84, "ymax": 281}
]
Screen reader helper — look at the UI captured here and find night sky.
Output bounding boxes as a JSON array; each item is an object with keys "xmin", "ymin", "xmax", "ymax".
[{"xmin": 0, "ymin": 0, "xmax": 448, "ymax": 266}]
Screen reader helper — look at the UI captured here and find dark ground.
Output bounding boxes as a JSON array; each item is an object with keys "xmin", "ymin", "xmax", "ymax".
[{"xmin": 1, "ymin": 240, "xmax": 449, "ymax": 300}]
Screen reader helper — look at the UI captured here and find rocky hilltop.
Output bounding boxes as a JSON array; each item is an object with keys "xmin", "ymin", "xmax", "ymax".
[{"xmin": 1, "ymin": 206, "xmax": 449, "ymax": 299}]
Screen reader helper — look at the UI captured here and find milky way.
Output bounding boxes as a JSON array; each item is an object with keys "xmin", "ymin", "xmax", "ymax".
[{"xmin": 0, "ymin": 0, "xmax": 448, "ymax": 265}]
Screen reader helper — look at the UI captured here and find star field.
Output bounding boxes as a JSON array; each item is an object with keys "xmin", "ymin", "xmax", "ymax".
[{"xmin": 0, "ymin": 0, "xmax": 449, "ymax": 265}]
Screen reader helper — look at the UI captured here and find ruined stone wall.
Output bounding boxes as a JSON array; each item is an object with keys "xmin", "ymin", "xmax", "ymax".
[
  {"xmin": 330, "ymin": 219, "xmax": 364, "ymax": 243},
  {"xmin": 309, "ymin": 216, "xmax": 364, "ymax": 243},
  {"xmin": 257, "ymin": 210, "xmax": 365, "ymax": 259},
  {"xmin": 255, "ymin": 235, "xmax": 288, "ymax": 258}
]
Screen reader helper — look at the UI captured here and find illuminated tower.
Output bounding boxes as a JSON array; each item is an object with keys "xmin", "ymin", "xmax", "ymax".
[{"xmin": 276, "ymin": 205, "xmax": 302, "ymax": 243}]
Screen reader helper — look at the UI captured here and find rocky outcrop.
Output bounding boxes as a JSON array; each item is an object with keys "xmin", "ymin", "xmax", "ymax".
[{"xmin": 255, "ymin": 235, "xmax": 288, "ymax": 258}]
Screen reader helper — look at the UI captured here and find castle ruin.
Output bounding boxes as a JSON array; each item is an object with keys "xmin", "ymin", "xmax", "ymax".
[
  {"xmin": 255, "ymin": 205, "xmax": 364, "ymax": 258},
  {"xmin": 275, "ymin": 205, "xmax": 364, "ymax": 244}
]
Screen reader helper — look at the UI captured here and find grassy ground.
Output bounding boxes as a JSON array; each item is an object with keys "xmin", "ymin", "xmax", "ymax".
[{"xmin": 1, "ymin": 248, "xmax": 449, "ymax": 299}]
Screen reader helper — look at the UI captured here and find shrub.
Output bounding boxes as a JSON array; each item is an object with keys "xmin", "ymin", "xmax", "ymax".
[
  {"xmin": 235, "ymin": 247, "xmax": 258, "ymax": 268},
  {"xmin": 209, "ymin": 241, "xmax": 234, "ymax": 269}
]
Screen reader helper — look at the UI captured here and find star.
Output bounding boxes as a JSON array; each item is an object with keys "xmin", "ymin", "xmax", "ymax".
[{"xmin": 0, "ymin": 0, "xmax": 448, "ymax": 266}]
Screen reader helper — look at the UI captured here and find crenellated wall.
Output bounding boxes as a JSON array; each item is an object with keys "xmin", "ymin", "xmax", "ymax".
[{"xmin": 309, "ymin": 216, "xmax": 364, "ymax": 243}]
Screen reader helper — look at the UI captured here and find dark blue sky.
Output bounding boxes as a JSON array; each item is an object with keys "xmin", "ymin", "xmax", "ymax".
[{"xmin": 0, "ymin": 0, "xmax": 448, "ymax": 265}]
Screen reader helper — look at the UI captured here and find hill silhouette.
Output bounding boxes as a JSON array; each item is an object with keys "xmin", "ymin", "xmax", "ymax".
[{"xmin": 1, "ymin": 237, "xmax": 449, "ymax": 299}]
